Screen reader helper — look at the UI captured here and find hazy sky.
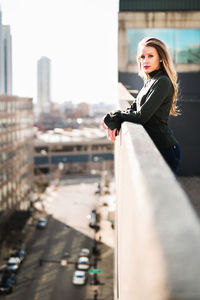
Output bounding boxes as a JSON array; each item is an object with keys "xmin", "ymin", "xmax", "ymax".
[{"xmin": 0, "ymin": 0, "xmax": 119, "ymax": 104}]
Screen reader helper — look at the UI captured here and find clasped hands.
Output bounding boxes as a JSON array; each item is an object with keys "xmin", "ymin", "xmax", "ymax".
[{"xmin": 101, "ymin": 121, "xmax": 119, "ymax": 142}]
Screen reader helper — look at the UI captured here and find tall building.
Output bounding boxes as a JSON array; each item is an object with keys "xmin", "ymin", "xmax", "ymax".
[
  {"xmin": 0, "ymin": 8, "xmax": 12, "ymax": 95},
  {"xmin": 0, "ymin": 95, "xmax": 34, "ymax": 258},
  {"xmin": 3, "ymin": 25, "xmax": 12, "ymax": 94},
  {"xmin": 0, "ymin": 94, "xmax": 34, "ymax": 218},
  {"xmin": 37, "ymin": 56, "xmax": 51, "ymax": 108},
  {"xmin": 0, "ymin": 8, "xmax": 4, "ymax": 94}
]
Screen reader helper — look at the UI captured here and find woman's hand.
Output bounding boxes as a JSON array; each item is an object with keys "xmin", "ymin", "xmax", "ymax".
[
  {"xmin": 101, "ymin": 121, "xmax": 107, "ymax": 130},
  {"xmin": 101, "ymin": 121, "xmax": 119, "ymax": 141},
  {"xmin": 107, "ymin": 128, "xmax": 119, "ymax": 141}
]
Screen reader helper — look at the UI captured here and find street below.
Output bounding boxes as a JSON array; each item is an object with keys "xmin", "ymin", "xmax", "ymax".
[{"xmin": 1, "ymin": 175, "xmax": 114, "ymax": 300}]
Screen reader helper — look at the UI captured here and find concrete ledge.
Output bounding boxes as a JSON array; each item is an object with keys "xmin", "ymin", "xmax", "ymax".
[{"xmin": 115, "ymin": 86, "xmax": 200, "ymax": 300}]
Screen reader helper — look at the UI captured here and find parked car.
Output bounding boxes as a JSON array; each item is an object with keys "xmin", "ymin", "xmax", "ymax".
[
  {"xmin": 89, "ymin": 209, "xmax": 96, "ymax": 228},
  {"xmin": 0, "ymin": 271, "xmax": 16, "ymax": 294},
  {"xmin": 95, "ymin": 183, "xmax": 101, "ymax": 194},
  {"xmin": 37, "ymin": 217, "xmax": 48, "ymax": 229},
  {"xmin": 11, "ymin": 247, "xmax": 26, "ymax": 263},
  {"xmin": 6, "ymin": 257, "xmax": 20, "ymax": 273},
  {"xmin": 72, "ymin": 270, "xmax": 87, "ymax": 285},
  {"xmin": 79, "ymin": 248, "xmax": 90, "ymax": 258},
  {"xmin": 76, "ymin": 257, "xmax": 90, "ymax": 270}
]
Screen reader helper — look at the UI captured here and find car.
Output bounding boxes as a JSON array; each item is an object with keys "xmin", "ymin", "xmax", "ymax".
[
  {"xmin": 72, "ymin": 270, "xmax": 87, "ymax": 285},
  {"xmin": 11, "ymin": 247, "xmax": 26, "ymax": 263},
  {"xmin": 95, "ymin": 183, "xmax": 101, "ymax": 194},
  {"xmin": 6, "ymin": 257, "xmax": 20, "ymax": 273},
  {"xmin": 89, "ymin": 209, "xmax": 97, "ymax": 228},
  {"xmin": 0, "ymin": 271, "xmax": 16, "ymax": 294},
  {"xmin": 37, "ymin": 217, "xmax": 47, "ymax": 229},
  {"xmin": 76, "ymin": 257, "xmax": 90, "ymax": 270},
  {"xmin": 79, "ymin": 248, "xmax": 90, "ymax": 257}
]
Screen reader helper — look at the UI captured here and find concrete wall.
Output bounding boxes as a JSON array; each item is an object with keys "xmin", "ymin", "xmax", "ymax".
[{"xmin": 115, "ymin": 85, "xmax": 200, "ymax": 299}]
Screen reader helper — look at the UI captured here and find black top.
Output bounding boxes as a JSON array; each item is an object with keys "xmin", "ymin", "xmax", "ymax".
[{"xmin": 104, "ymin": 69, "xmax": 179, "ymax": 150}]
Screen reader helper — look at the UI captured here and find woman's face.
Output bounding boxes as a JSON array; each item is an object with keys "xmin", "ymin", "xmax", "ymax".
[{"xmin": 138, "ymin": 46, "xmax": 161, "ymax": 74}]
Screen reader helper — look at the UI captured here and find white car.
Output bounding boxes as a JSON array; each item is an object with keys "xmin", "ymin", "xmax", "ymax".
[
  {"xmin": 37, "ymin": 217, "xmax": 47, "ymax": 229},
  {"xmin": 6, "ymin": 257, "xmax": 21, "ymax": 272},
  {"xmin": 76, "ymin": 257, "xmax": 90, "ymax": 270},
  {"xmin": 80, "ymin": 248, "xmax": 90, "ymax": 257},
  {"xmin": 72, "ymin": 270, "xmax": 87, "ymax": 285}
]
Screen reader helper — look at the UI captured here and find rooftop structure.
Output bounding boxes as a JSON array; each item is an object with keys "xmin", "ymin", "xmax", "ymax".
[{"xmin": 34, "ymin": 127, "xmax": 114, "ymax": 178}]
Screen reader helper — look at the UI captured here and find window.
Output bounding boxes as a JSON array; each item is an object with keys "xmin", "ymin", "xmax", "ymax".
[{"xmin": 127, "ymin": 29, "xmax": 200, "ymax": 64}]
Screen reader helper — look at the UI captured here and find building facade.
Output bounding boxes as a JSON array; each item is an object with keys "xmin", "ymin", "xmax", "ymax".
[
  {"xmin": 0, "ymin": 95, "xmax": 34, "ymax": 214},
  {"xmin": 118, "ymin": 0, "xmax": 200, "ymax": 175}
]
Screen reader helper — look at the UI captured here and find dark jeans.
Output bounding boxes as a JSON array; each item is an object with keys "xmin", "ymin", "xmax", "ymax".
[{"xmin": 159, "ymin": 144, "xmax": 181, "ymax": 175}]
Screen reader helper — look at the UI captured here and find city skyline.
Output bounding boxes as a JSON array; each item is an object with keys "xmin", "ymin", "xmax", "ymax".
[{"xmin": 0, "ymin": 0, "xmax": 118, "ymax": 105}]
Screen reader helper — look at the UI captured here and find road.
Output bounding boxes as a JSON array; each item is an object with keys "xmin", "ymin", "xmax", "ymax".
[
  {"xmin": 1, "ymin": 175, "xmax": 114, "ymax": 300},
  {"xmin": 2, "ymin": 216, "xmax": 94, "ymax": 300}
]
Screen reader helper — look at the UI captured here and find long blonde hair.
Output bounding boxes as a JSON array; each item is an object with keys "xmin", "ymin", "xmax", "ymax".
[{"xmin": 137, "ymin": 37, "xmax": 179, "ymax": 116}]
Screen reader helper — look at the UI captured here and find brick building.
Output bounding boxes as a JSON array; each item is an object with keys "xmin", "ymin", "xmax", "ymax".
[{"xmin": 0, "ymin": 95, "xmax": 34, "ymax": 214}]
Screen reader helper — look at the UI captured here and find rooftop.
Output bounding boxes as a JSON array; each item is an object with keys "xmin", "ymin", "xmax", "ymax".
[{"xmin": 34, "ymin": 127, "xmax": 108, "ymax": 145}]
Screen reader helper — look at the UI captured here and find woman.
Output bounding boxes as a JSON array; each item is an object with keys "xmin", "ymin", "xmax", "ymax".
[{"xmin": 102, "ymin": 37, "xmax": 181, "ymax": 174}]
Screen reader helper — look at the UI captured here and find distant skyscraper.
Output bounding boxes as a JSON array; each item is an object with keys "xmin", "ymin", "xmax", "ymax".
[
  {"xmin": 3, "ymin": 25, "xmax": 12, "ymax": 94},
  {"xmin": 37, "ymin": 56, "xmax": 51, "ymax": 107},
  {"xmin": 0, "ymin": 8, "xmax": 13, "ymax": 95},
  {"xmin": 0, "ymin": 8, "xmax": 4, "ymax": 94}
]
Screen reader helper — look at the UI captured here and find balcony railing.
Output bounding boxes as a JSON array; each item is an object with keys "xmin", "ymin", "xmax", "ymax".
[{"xmin": 115, "ymin": 83, "xmax": 200, "ymax": 300}]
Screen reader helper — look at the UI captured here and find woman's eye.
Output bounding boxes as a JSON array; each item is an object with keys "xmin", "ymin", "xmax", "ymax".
[
  {"xmin": 141, "ymin": 55, "xmax": 145, "ymax": 59},
  {"xmin": 149, "ymin": 55, "xmax": 153, "ymax": 58}
]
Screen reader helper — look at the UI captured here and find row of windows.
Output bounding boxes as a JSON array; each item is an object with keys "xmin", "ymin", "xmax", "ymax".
[
  {"xmin": 0, "ymin": 117, "xmax": 33, "ymax": 132},
  {"xmin": 1, "ymin": 151, "xmax": 33, "ymax": 170},
  {"xmin": 35, "ymin": 153, "xmax": 114, "ymax": 165},
  {"xmin": 0, "ymin": 132, "xmax": 20, "ymax": 147},
  {"xmin": 0, "ymin": 101, "xmax": 32, "ymax": 113},
  {"xmin": 0, "ymin": 142, "xmax": 33, "ymax": 165},
  {"xmin": 0, "ymin": 178, "xmax": 32, "ymax": 210},
  {"xmin": 0, "ymin": 128, "xmax": 34, "ymax": 148},
  {"xmin": 0, "ymin": 156, "xmax": 33, "ymax": 184},
  {"xmin": 127, "ymin": 29, "xmax": 200, "ymax": 64},
  {"xmin": 35, "ymin": 144, "xmax": 114, "ymax": 153},
  {"xmin": 0, "ymin": 153, "xmax": 33, "ymax": 178}
]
